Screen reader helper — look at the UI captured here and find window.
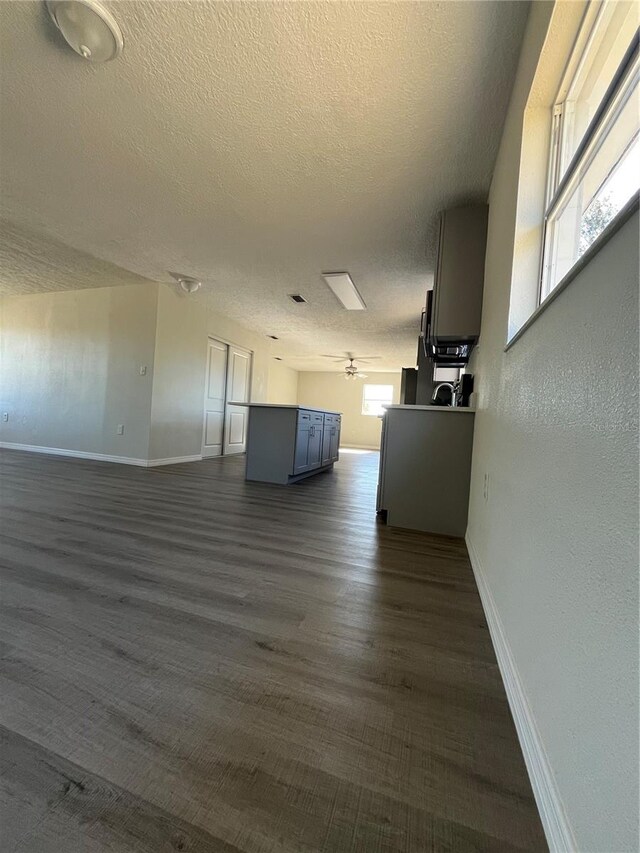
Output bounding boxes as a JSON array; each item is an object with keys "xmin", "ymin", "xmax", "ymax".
[
  {"xmin": 362, "ymin": 384, "xmax": 393, "ymax": 417},
  {"xmin": 433, "ymin": 366, "xmax": 461, "ymax": 383},
  {"xmin": 540, "ymin": 3, "xmax": 639, "ymax": 301}
]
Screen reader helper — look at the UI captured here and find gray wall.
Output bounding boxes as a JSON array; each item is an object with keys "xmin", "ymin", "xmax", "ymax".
[
  {"xmin": 0, "ymin": 284, "xmax": 157, "ymax": 460},
  {"xmin": 466, "ymin": 5, "xmax": 639, "ymax": 850}
]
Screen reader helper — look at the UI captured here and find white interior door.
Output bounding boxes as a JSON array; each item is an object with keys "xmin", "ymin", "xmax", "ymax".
[
  {"xmin": 223, "ymin": 346, "xmax": 252, "ymax": 455},
  {"xmin": 202, "ymin": 338, "xmax": 228, "ymax": 458}
]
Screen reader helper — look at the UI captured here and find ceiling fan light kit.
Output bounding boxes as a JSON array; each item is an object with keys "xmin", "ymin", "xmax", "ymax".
[
  {"xmin": 343, "ymin": 358, "xmax": 367, "ymax": 380},
  {"xmin": 46, "ymin": 0, "xmax": 123, "ymax": 62}
]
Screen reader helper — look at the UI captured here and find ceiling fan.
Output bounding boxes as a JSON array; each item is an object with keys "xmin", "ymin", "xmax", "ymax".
[
  {"xmin": 290, "ymin": 352, "xmax": 381, "ymax": 378},
  {"xmin": 321, "ymin": 351, "xmax": 380, "ymax": 362},
  {"xmin": 342, "ymin": 358, "xmax": 367, "ymax": 380},
  {"xmin": 318, "ymin": 353, "xmax": 379, "ymax": 380}
]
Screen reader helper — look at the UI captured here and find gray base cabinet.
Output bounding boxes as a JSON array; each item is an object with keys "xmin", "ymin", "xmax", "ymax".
[
  {"xmin": 244, "ymin": 405, "xmax": 341, "ymax": 485},
  {"xmin": 294, "ymin": 410, "xmax": 325, "ymax": 474},
  {"xmin": 377, "ymin": 405, "xmax": 475, "ymax": 537},
  {"xmin": 322, "ymin": 414, "xmax": 340, "ymax": 465}
]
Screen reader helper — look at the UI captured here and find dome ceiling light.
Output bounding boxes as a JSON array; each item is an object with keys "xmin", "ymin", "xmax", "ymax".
[
  {"xmin": 46, "ymin": 0, "xmax": 123, "ymax": 62},
  {"xmin": 169, "ymin": 271, "xmax": 202, "ymax": 294},
  {"xmin": 177, "ymin": 277, "xmax": 202, "ymax": 294}
]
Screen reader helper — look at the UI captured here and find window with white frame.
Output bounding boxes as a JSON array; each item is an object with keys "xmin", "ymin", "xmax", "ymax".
[
  {"xmin": 362, "ymin": 384, "xmax": 393, "ymax": 417},
  {"xmin": 540, "ymin": 3, "xmax": 639, "ymax": 302}
]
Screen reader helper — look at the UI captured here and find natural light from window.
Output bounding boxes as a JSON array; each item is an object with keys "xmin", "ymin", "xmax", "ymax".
[
  {"xmin": 540, "ymin": 2, "xmax": 639, "ymax": 301},
  {"xmin": 362, "ymin": 384, "xmax": 393, "ymax": 417},
  {"xmin": 555, "ymin": 2, "xmax": 638, "ymax": 182}
]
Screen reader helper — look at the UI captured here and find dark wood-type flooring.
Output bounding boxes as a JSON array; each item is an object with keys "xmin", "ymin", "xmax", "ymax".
[{"xmin": 0, "ymin": 448, "xmax": 547, "ymax": 852}]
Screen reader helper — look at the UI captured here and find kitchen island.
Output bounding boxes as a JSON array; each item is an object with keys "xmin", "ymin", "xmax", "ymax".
[{"xmin": 238, "ymin": 404, "xmax": 342, "ymax": 485}]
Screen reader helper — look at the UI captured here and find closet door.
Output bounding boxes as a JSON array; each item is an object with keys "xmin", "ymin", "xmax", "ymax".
[
  {"xmin": 202, "ymin": 338, "xmax": 228, "ymax": 458},
  {"xmin": 223, "ymin": 346, "xmax": 252, "ymax": 455}
]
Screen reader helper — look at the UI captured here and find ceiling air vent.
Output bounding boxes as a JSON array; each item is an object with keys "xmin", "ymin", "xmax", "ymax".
[
  {"xmin": 288, "ymin": 294, "xmax": 307, "ymax": 304},
  {"xmin": 267, "ymin": 335, "xmax": 279, "ymax": 340}
]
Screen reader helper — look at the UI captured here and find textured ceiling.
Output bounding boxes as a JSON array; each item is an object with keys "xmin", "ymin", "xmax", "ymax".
[
  {"xmin": 0, "ymin": 0, "xmax": 529, "ymax": 371},
  {"xmin": 0, "ymin": 219, "xmax": 153, "ymax": 294}
]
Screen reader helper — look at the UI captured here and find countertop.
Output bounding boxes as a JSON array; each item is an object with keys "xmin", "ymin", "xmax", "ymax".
[
  {"xmin": 383, "ymin": 405, "xmax": 476, "ymax": 414},
  {"xmin": 229, "ymin": 403, "xmax": 342, "ymax": 415}
]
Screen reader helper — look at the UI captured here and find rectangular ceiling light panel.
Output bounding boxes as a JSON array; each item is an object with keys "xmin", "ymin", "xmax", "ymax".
[{"xmin": 322, "ymin": 272, "xmax": 366, "ymax": 310}]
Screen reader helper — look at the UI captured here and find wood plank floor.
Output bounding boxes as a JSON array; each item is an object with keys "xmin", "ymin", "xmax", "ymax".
[{"xmin": 0, "ymin": 448, "xmax": 547, "ymax": 852}]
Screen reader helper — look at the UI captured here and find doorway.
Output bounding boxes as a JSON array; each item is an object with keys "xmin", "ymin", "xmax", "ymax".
[{"xmin": 202, "ymin": 338, "xmax": 252, "ymax": 458}]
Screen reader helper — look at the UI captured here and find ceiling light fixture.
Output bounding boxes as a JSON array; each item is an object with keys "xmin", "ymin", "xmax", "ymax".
[
  {"xmin": 46, "ymin": 0, "xmax": 123, "ymax": 62},
  {"xmin": 178, "ymin": 277, "xmax": 201, "ymax": 294},
  {"xmin": 322, "ymin": 272, "xmax": 366, "ymax": 310},
  {"xmin": 169, "ymin": 272, "xmax": 202, "ymax": 294},
  {"xmin": 343, "ymin": 358, "xmax": 367, "ymax": 380}
]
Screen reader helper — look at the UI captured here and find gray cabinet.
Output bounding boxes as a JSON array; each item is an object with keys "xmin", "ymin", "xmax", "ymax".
[
  {"xmin": 293, "ymin": 413, "xmax": 311, "ymax": 474},
  {"xmin": 431, "ymin": 204, "xmax": 488, "ymax": 343},
  {"xmin": 294, "ymin": 411, "xmax": 327, "ymax": 474},
  {"xmin": 244, "ymin": 405, "xmax": 341, "ymax": 484},
  {"xmin": 307, "ymin": 427, "xmax": 323, "ymax": 469},
  {"xmin": 322, "ymin": 414, "xmax": 341, "ymax": 465},
  {"xmin": 307, "ymin": 412, "xmax": 325, "ymax": 469},
  {"xmin": 377, "ymin": 405, "xmax": 475, "ymax": 537},
  {"xmin": 400, "ymin": 368, "xmax": 418, "ymax": 405}
]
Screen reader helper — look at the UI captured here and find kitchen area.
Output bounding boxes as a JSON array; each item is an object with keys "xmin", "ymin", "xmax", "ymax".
[
  {"xmin": 240, "ymin": 203, "xmax": 488, "ymax": 539},
  {"xmin": 377, "ymin": 203, "xmax": 487, "ymax": 537}
]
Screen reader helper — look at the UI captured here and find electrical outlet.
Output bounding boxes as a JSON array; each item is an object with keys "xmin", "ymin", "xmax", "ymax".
[
  {"xmin": 139, "ymin": 365, "xmax": 147, "ymax": 376},
  {"xmin": 116, "ymin": 424, "xmax": 125, "ymax": 435},
  {"xmin": 483, "ymin": 472, "xmax": 490, "ymax": 502},
  {"xmin": 2, "ymin": 413, "xmax": 8, "ymax": 422}
]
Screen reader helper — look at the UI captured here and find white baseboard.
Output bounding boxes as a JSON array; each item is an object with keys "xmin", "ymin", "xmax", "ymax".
[
  {"xmin": 465, "ymin": 533, "xmax": 577, "ymax": 853},
  {"xmin": 0, "ymin": 442, "xmax": 202, "ymax": 468},
  {"xmin": 341, "ymin": 444, "xmax": 379, "ymax": 451},
  {"xmin": 147, "ymin": 455, "xmax": 202, "ymax": 467},
  {"xmin": 0, "ymin": 441, "xmax": 148, "ymax": 466}
]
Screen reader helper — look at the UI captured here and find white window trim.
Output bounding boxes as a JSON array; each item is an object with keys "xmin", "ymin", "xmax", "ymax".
[
  {"xmin": 506, "ymin": 191, "xmax": 638, "ymax": 351},
  {"xmin": 538, "ymin": 25, "xmax": 639, "ymax": 305}
]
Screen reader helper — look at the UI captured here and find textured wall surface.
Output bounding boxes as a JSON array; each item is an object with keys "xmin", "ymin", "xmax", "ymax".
[
  {"xmin": 297, "ymin": 371, "xmax": 400, "ymax": 448},
  {"xmin": 0, "ymin": 284, "xmax": 158, "ymax": 459},
  {"xmin": 467, "ymin": 5, "xmax": 640, "ymax": 849},
  {"xmin": 0, "ymin": 0, "xmax": 529, "ymax": 371}
]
